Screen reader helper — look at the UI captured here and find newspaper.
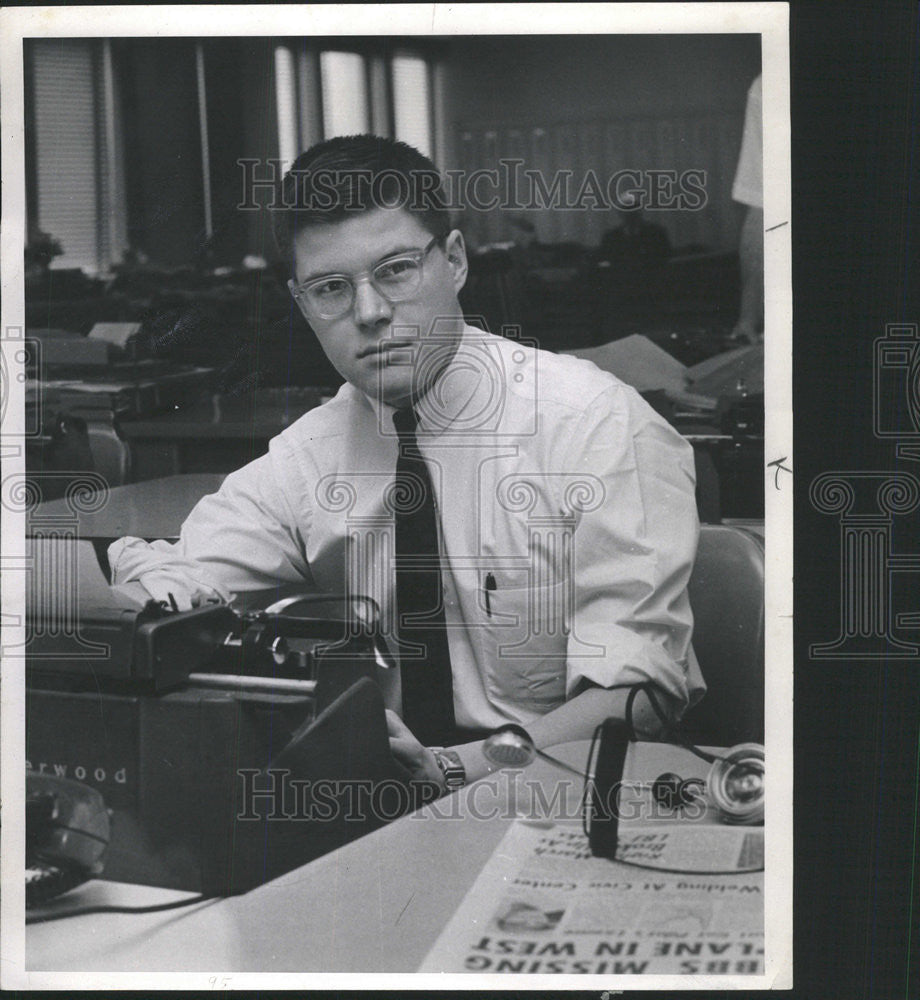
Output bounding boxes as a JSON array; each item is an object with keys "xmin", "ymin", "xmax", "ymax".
[{"xmin": 420, "ymin": 821, "xmax": 764, "ymax": 975}]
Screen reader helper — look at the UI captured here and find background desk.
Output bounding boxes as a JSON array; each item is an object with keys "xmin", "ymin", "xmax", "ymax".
[
  {"xmin": 30, "ymin": 474, "xmax": 225, "ymax": 541},
  {"xmin": 119, "ymin": 387, "xmax": 327, "ymax": 481},
  {"xmin": 27, "ymin": 742, "xmax": 762, "ymax": 975}
]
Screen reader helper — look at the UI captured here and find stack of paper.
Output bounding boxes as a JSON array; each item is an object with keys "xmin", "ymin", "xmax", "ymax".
[{"xmin": 564, "ymin": 335, "xmax": 718, "ymax": 411}]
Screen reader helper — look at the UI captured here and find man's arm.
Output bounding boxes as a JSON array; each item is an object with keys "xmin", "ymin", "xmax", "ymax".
[
  {"xmin": 457, "ymin": 683, "xmax": 677, "ymax": 783},
  {"xmin": 732, "ymin": 205, "xmax": 764, "ymax": 343},
  {"xmin": 731, "ymin": 75, "xmax": 764, "ymax": 343},
  {"xmin": 108, "ymin": 439, "xmax": 311, "ymax": 609},
  {"xmin": 555, "ymin": 384, "xmax": 701, "ymax": 707},
  {"xmin": 390, "ymin": 684, "xmax": 678, "ymax": 789}
]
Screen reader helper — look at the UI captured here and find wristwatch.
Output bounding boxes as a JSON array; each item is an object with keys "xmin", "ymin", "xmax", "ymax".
[{"xmin": 429, "ymin": 747, "xmax": 466, "ymax": 792}]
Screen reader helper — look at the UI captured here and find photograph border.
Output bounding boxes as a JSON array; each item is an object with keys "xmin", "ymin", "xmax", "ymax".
[{"xmin": 0, "ymin": 3, "xmax": 791, "ymax": 991}]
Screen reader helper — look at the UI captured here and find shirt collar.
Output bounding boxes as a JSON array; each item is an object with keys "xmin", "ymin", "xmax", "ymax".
[{"xmin": 361, "ymin": 324, "xmax": 494, "ymax": 437}]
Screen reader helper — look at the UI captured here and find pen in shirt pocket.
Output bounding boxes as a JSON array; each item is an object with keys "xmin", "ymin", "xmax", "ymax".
[{"xmin": 484, "ymin": 572, "xmax": 497, "ymax": 617}]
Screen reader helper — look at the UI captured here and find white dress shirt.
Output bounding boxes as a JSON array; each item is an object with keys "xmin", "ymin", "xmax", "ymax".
[
  {"xmin": 110, "ymin": 326, "xmax": 704, "ymax": 730},
  {"xmin": 732, "ymin": 75, "xmax": 763, "ymax": 210}
]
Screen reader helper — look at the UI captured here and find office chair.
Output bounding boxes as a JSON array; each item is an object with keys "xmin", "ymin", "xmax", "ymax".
[
  {"xmin": 681, "ymin": 523, "xmax": 765, "ymax": 746},
  {"xmin": 83, "ymin": 408, "xmax": 132, "ymax": 487}
]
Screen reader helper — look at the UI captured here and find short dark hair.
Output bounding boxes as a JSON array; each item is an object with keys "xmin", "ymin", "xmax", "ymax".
[{"xmin": 271, "ymin": 134, "xmax": 451, "ymax": 267}]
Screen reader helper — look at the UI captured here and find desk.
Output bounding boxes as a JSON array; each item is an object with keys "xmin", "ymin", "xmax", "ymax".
[
  {"xmin": 27, "ymin": 741, "xmax": 762, "ymax": 975},
  {"xmin": 30, "ymin": 474, "xmax": 225, "ymax": 541},
  {"xmin": 119, "ymin": 387, "xmax": 329, "ymax": 480}
]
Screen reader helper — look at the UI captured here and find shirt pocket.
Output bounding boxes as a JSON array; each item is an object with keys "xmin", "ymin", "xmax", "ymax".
[{"xmin": 474, "ymin": 580, "xmax": 569, "ymax": 715}]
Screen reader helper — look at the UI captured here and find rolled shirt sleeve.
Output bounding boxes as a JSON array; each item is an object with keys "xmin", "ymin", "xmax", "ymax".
[
  {"xmin": 562, "ymin": 384, "xmax": 704, "ymax": 713},
  {"xmin": 108, "ymin": 436, "xmax": 313, "ymax": 608}
]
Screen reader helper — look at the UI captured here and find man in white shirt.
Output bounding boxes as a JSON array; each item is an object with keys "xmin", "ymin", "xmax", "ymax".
[
  {"xmin": 731, "ymin": 74, "xmax": 764, "ymax": 343},
  {"xmin": 109, "ymin": 136, "xmax": 703, "ymax": 792}
]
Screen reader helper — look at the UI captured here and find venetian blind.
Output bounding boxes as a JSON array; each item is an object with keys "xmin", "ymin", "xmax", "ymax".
[
  {"xmin": 392, "ymin": 52, "xmax": 432, "ymax": 158},
  {"xmin": 30, "ymin": 39, "xmax": 126, "ymax": 274}
]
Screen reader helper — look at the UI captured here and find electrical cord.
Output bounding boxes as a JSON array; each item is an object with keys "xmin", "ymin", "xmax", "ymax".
[
  {"xmin": 624, "ymin": 681, "xmax": 723, "ymax": 764},
  {"xmin": 582, "ymin": 682, "xmax": 765, "ymax": 874},
  {"xmin": 602, "ymin": 855, "xmax": 763, "ymax": 876},
  {"xmin": 26, "ymin": 892, "xmax": 214, "ymax": 925}
]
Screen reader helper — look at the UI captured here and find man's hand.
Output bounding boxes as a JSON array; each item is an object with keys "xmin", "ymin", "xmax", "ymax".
[{"xmin": 385, "ymin": 710, "xmax": 446, "ymax": 792}]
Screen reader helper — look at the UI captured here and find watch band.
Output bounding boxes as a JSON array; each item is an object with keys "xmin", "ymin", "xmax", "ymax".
[{"xmin": 429, "ymin": 747, "xmax": 466, "ymax": 791}]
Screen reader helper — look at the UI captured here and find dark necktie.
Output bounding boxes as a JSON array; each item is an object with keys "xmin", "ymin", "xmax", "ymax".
[{"xmin": 392, "ymin": 408, "xmax": 456, "ymax": 745}]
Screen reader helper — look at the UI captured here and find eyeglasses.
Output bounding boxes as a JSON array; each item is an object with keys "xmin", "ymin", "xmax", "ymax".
[{"xmin": 289, "ymin": 236, "xmax": 442, "ymax": 320}]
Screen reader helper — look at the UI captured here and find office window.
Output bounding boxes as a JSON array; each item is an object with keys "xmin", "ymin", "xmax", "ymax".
[
  {"xmin": 320, "ymin": 51, "xmax": 369, "ymax": 137},
  {"xmin": 271, "ymin": 44, "xmax": 439, "ymax": 166},
  {"xmin": 27, "ymin": 39, "xmax": 127, "ymax": 274},
  {"xmin": 274, "ymin": 45, "xmax": 299, "ymax": 171},
  {"xmin": 392, "ymin": 52, "xmax": 432, "ymax": 157}
]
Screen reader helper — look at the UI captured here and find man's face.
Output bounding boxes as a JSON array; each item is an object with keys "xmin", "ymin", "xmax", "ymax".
[{"xmin": 292, "ymin": 207, "xmax": 468, "ymax": 409}]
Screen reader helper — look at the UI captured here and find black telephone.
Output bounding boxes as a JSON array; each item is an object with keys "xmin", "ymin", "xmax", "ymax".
[{"xmin": 25, "ymin": 772, "xmax": 111, "ymax": 907}]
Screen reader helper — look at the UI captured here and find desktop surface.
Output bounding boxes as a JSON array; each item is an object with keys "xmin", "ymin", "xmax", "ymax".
[
  {"xmin": 27, "ymin": 741, "xmax": 762, "ymax": 975},
  {"xmin": 30, "ymin": 474, "xmax": 226, "ymax": 541}
]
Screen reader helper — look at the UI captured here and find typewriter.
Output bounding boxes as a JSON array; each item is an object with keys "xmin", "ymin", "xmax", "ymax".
[{"xmin": 24, "ymin": 536, "xmax": 413, "ymax": 897}]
